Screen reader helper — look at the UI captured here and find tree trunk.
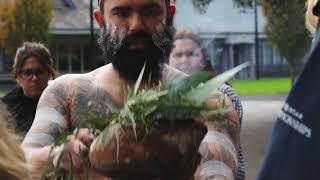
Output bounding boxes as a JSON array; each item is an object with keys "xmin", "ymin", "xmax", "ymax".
[
  {"xmin": 289, "ymin": 62, "xmax": 299, "ymax": 88},
  {"xmin": 289, "ymin": 66, "xmax": 295, "ymax": 88}
]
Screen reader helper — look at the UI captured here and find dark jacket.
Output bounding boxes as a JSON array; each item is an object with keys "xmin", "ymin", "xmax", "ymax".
[
  {"xmin": 2, "ymin": 86, "xmax": 38, "ymax": 136},
  {"xmin": 257, "ymin": 8, "xmax": 320, "ymax": 180}
]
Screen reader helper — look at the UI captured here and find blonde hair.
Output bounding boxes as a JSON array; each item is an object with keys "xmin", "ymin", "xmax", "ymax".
[
  {"xmin": 0, "ymin": 103, "xmax": 31, "ymax": 180},
  {"xmin": 306, "ymin": 0, "xmax": 319, "ymax": 36}
]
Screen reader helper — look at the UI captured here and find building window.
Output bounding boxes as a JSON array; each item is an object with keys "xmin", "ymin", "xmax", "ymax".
[
  {"xmin": 51, "ymin": 42, "xmax": 104, "ymax": 74},
  {"xmin": 52, "ymin": 44, "xmax": 82, "ymax": 73},
  {"xmin": 259, "ymin": 39, "xmax": 286, "ymax": 66}
]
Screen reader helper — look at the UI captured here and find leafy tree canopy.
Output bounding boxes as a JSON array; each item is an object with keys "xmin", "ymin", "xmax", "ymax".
[
  {"xmin": 0, "ymin": 0, "xmax": 53, "ymax": 61},
  {"xmin": 262, "ymin": 0, "xmax": 310, "ymax": 82}
]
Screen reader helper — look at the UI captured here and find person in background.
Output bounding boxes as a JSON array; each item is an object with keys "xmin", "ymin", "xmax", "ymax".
[
  {"xmin": 0, "ymin": 102, "xmax": 31, "ymax": 179},
  {"xmin": 169, "ymin": 29, "xmax": 245, "ymax": 180},
  {"xmin": 2, "ymin": 42, "xmax": 56, "ymax": 136}
]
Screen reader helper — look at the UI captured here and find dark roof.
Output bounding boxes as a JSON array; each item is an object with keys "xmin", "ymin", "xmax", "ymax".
[
  {"xmin": 62, "ymin": 0, "xmax": 76, "ymax": 9},
  {"xmin": 55, "ymin": 0, "xmax": 76, "ymax": 9},
  {"xmin": 51, "ymin": 0, "xmax": 99, "ymax": 34}
]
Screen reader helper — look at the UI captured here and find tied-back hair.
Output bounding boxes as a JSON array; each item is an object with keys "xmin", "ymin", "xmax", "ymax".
[
  {"xmin": 0, "ymin": 102, "xmax": 31, "ymax": 180},
  {"xmin": 306, "ymin": 0, "xmax": 319, "ymax": 36},
  {"xmin": 173, "ymin": 29, "xmax": 217, "ymax": 77}
]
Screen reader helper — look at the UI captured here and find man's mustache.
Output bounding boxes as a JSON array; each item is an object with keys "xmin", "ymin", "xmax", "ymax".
[{"xmin": 122, "ymin": 32, "xmax": 154, "ymax": 46}]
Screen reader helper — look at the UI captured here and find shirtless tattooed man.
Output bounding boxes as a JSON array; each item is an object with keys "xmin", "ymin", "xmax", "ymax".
[{"xmin": 21, "ymin": 0, "xmax": 240, "ymax": 179}]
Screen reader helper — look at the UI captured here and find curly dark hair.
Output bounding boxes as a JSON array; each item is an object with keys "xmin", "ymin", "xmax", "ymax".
[{"xmin": 12, "ymin": 42, "xmax": 56, "ymax": 80}]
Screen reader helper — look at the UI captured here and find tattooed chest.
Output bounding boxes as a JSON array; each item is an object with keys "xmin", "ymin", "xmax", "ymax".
[{"xmin": 66, "ymin": 87, "xmax": 121, "ymax": 128}]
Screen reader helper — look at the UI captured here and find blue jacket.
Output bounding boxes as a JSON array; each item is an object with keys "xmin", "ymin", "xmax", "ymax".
[{"xmin": 257, "ymin": 6, "xmax": 320, "ymax": 180}]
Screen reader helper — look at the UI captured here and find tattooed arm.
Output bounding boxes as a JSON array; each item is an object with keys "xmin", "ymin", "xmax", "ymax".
[
  {"xmin": 21, "ymin": 75, "xmax": 95, "ymax": 179},
  {"xmin": 194, "ymin": 91, "xmax": 240, "ymax": 180}
]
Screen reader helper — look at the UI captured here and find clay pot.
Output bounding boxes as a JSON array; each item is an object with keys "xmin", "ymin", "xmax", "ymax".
[{"xmin": 89, "ymin": 119, "xmax": 207, "ymax": 179}]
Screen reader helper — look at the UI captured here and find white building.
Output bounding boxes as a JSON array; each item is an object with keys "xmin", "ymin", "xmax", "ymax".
[{"xmin": 175, "ymin": 0, "xmax": 289, "ymax": 79}]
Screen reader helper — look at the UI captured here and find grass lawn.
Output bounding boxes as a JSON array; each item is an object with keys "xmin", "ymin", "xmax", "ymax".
[
  {"xmin": 0, "ymin": 78, "xmax": 291, "ymax": 97},
  {"xmin": 0, "ymin": 89, "xmax": 6, "ymax": 97},
  {"xmin": 230, "ymin": 78, "xmax": 291, "ymax": 95}
]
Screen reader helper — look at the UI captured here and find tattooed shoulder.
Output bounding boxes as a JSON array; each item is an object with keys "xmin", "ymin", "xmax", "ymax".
[
  {"xmin": 37, "ymin": 75, "xmax": 73, "ymax": 113},
  {"xmin": 51, "ymin": 74, "xmax": 119, "ymax": 128}
]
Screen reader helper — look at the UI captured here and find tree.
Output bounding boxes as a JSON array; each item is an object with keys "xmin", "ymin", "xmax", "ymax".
[
  {"xmin": 262, "ymin": 0, "xmax": 310, "ymax": 84},
  {"xmin": 0, "ymin": 0, "xmax": 18, "ymax": 62},
  {"xmin": 0, "ymin": 0, "xmax": 14, "ymax": 45},
  {"xmin": 0, "ymin": 0, "xmax": 53, "ymax": 62}
]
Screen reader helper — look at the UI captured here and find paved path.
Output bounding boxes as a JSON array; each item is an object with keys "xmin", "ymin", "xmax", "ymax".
[{"xmin": 240, "ymin": 95, "xmax": 287, "ymax": 180}]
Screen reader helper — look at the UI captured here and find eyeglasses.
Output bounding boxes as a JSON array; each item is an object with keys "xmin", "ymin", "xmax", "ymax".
[{"xmin": 19, "ymin": 68, "xmax": 49, "ymax": 80}]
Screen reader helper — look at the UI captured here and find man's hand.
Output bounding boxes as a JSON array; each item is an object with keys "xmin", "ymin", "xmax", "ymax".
[{"xmin": 53, "ymin": 128, "xmax": 95, "ymax": 174}]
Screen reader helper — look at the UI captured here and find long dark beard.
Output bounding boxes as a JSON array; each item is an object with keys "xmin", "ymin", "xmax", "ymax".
[{"xmin": 98, "ymin": 21, "xmax": 175, "ymax": 82}]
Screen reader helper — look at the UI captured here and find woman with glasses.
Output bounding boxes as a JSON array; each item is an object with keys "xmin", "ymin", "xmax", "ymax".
[
  {"xmin": 169, "ymin": 29, "xmax": 246, "ymax": 180},
  {"xmin": 2, "ymin": 42, "xmax": 56, "ymax": 136}
]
